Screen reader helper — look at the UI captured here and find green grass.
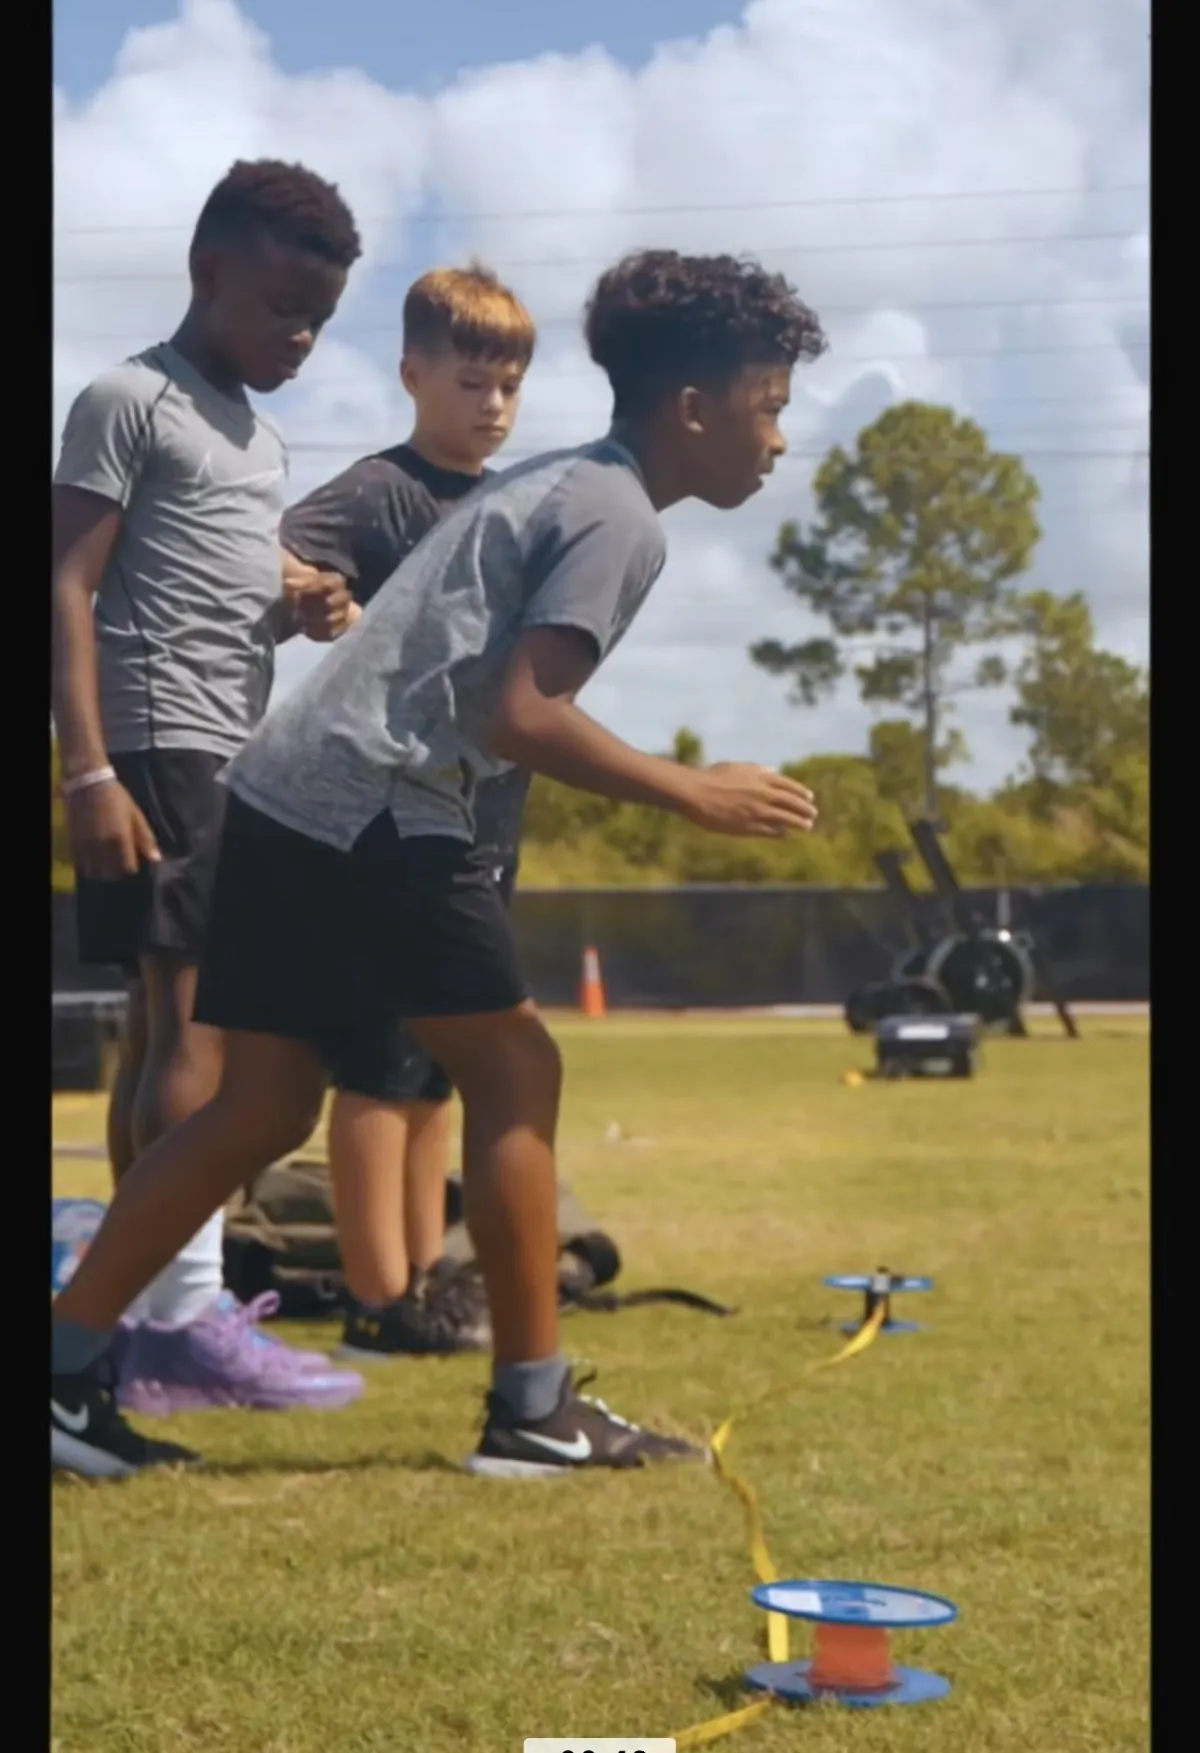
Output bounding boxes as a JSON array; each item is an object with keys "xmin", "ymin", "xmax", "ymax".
[{"xmin": 52, "ymin": 1016, "xmax": 1149, "ymax": 1753}]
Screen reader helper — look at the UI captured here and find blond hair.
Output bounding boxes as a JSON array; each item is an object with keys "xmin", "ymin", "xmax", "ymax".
[{"xmin": 402, "ymin": 261, "xmax": 536, "ymax": 365}]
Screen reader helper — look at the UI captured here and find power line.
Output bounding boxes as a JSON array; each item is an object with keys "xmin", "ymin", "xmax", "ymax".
[
  {"xmin": 500, "ymin": 420, "xmax": 1148, "ymax": 447},
  {"xmin": 52, "ymin": 340, "xmax": 1146, "ymax": 367},
  {"xmin": 285, "ymin": 441, "xmax": 1147, "ymax": 463},
  {"xmin": 57, "ymin": 290, "xmax": 1148, "ymax": 343},
  {"xmin": 54, "ymin": 228, "xmax": 1142, "ymax": 285},
  {"xmin": 51, "ymin": 182, "xmax": 1149, "ymax": 238}
]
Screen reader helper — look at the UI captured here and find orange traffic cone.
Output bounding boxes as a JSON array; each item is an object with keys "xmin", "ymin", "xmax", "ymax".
[{"xmin": 579, "ymin": 945, "xmax": 607, "ymax": 1018}]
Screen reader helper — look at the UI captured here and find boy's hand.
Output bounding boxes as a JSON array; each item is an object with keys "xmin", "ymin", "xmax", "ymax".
[
  {"xmin": 681, "ymin": 763, "xmax": 818, "ymax": 838},
  {"xmin": 66, "ymin": 781, "xmax": 161, "ymax": 880},
  {"xmin": 281, "ymin": 555, "xmax": 359, "ymax": 641}
]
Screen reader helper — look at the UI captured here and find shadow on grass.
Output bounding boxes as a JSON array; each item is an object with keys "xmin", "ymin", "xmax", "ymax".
[
  {"xmin": 202, "ymin": 1447, "xmax": 465, "ymax": 1479},
  {"xmin": 693, "ymin": 1669, "xmax": 755, "ymax": 1709}
]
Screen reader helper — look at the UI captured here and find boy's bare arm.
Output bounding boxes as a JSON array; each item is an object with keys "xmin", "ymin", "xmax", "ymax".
[
  {"xmin": 51, "ymin": 484, "xmax": 161, "ymax": 877},
  {"xmin": 486, "ymin": 626, "xmax": 817, "ymax": 838}
]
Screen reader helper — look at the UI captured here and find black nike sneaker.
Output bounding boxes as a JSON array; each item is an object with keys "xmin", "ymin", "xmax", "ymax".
[
  {"xmin": 333, "ymin": 1263, "xmax": 491, "ymax": 1361},
  {"xmin": 464, "ymin": 1371, "xmax": 708, "ymax": 1478},
  {"xmin": 51, "ymin": 1357, "xmax": 201, "ymax": 1479}
]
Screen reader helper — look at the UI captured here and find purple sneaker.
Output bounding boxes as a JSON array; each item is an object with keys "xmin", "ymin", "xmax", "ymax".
[
  {"xmin": 116, "ymin": 1295, "xmax": 364, "ymax": 1416},
  {"xmin": 211, "ymin": 1290, "xmax": 335, "ymax": 1372}
]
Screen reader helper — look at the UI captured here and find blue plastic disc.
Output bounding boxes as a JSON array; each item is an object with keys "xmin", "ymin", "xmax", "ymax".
[
  {"xmin": 744, "ymin": 1658, "xmax": 951, "ymax": 1708},
  {"xmin": 824, "ymin": 1274, "xmax": 933, "ymax": 1293},
  {"xmin": 840, "ymin": 1318, "xmax": 922, "ymax": 1336},
  {"xmin": 51, "ymin": 1198, "xmax": 107, "ymax": 1295},
  {"xmin": 750, "ymin": 1580, "xmax": 958, "ymax": 1628}
]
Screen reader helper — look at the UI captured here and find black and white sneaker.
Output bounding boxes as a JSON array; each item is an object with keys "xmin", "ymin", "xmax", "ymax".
[
  {"xmin": 333, "ymin": 1263, "xmax": 491, "ymax": 1361},
  {"xmin": 52, "ymin": 1358, "xmax": 201, "ymax": 1479},
  {"xmin": 464, "ymin": 1371, "xmax": 707, "ymax": 1478}
]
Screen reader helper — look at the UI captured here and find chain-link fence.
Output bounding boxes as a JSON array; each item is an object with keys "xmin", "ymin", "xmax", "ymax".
[{"xmin": 53, "ymin": 883, "xmax": 1148, "ymax": 1009}]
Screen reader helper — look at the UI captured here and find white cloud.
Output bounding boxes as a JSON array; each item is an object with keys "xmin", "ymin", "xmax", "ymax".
[{"xmin": 55, "ymin": 0, "xmax": 1148, "ymax": 789}]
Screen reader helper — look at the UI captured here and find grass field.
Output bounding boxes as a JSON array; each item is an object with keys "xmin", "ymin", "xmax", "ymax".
[{"xmin": 52, "ymin": 1016, "xmax": 1149, "ymax": 1753}]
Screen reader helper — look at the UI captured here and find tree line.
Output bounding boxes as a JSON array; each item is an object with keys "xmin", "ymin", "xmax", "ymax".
[{"xmin": 53, "ymin": 400, "xmax": 1147, "ymax": 893}]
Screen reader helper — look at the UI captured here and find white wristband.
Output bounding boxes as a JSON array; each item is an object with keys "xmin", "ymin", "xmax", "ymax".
[{"xmin": 60, "ymin": 766, "xmax": 117, "ymax": 798}]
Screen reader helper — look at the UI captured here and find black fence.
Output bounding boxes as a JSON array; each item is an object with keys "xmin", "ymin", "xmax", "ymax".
[{"xmin": 52, "ymin": 882, "xmax": 1148, "ymax": 1009}]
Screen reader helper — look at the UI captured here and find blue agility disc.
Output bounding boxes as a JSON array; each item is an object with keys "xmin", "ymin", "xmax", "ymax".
[
  {"xmin": 751, "ymin": 1581, "xmax": 957, "ymax": 1627},
  {"xmin": 840, "ymin": 1318, "xmax": 922, "ymax": 1336},
  {"xmin": 744, "ymin": 1659, "xmax": 951, "ymax": 1707},
  {"xmin": 824, "ymin": 1274, "xmax": 933, "ymax": 1293}
]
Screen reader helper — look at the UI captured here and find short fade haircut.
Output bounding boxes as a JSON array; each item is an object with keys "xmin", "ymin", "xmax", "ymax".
[
  {"xmin": 584, "ymin": 249, "xmax": 826, "ymax": 417},
  {"xmin": 402, "ymin": 262, "xmax": 536, "ymax": 367},
  {"xmin": 191, "ymin": 159, "xmax": 362, "ymax": 270}
]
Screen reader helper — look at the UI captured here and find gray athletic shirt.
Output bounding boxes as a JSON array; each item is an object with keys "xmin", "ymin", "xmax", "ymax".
[
  {"xmin": 225, "ymin": 438, "xmax": 666, "ymax": 847},
  {"xmin": 53, "ymin": 343, "xmax": 289, "ymax": 760}
]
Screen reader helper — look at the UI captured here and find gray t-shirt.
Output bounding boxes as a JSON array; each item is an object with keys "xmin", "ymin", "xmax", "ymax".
[
  {"xmin": 53, "ymin": 342, "xmax": 289, "ymax": 761},
  {"xmin": 226, "ymin": 438, "xmax": 666, "ymax": 848},
  {"xmin": 281, "ymin": 443, "xmax": 527, "ymax": 863}
]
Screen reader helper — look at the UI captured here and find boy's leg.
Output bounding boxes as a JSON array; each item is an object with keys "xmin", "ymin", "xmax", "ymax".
[
  {"xmin": 315, "ymin": 824, "xmax": 701, "ymax": 1475},
  {"xmin": 55, "ymin": 1031, "xmax": 327, "ymax": 1342},
  {"xmin": 76, "ymin": 753, "xmax": 342, "ymax": 1409},
  {"xmin": 404, "ymin": 1098, "xmax": 456, "ymax": 1272},
  {"xmin": 132, "ymin": 953, "xmax": 226, "ymax": 1327},
  {"xmin": 410, "ymin": 1005, "xmax": 561, "ymax": 1368},
  {"xmin": 76, "ymin": 754, "xmax": 228, "ymax": 1330},
  {"xmin": 50, "ymin": 1032, "xmax": 364, "ymax": 1475},
  {"xmin": 105, "ymin": 974, "xmax": 155, "ymax": 1338},
  {"xmin": 110, "ymin": 1014, "xmax": 362, "ymax": 1420},
  {"xmin": 106, "ymin": 972, "xmax": 147, "ymax": 1185},
  {"xmin": 327, "ymin": 1030, "xmax": 489, "ymax": 1359},
  {"xmin": 409, "ymin": 1004, "xmax": 702, "ymax": 1476},
  {"xmin": 326, "ymin": 1091, "xmax": 413, "ymax": 1307}
]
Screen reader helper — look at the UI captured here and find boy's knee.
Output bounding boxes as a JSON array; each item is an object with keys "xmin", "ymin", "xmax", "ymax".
[
  {"xmin": 484, "ymin": 1017, "xmax": 562, "ymax": 1115},
  {"xmin": 212, "ymin": 1086, "xmax": 320, "ymax": 1165},
  {"xmin": 454, "ymin": 1013, "xmax": 562, "ymax": 1110}
]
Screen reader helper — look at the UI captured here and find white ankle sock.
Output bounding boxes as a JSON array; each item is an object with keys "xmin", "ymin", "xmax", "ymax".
[
  {"xmin": 121, "ymin": 1290, "xmax": 153, "ymax": 1325},
  {"xmin": 144, "ymin": 1210, "xmax": 226, "ymax": 1326}
]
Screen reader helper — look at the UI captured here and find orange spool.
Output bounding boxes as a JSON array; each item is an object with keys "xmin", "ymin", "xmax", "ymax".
[{"xmin": 808, "ymin": 1622, "xmax": 896, "ymax": 1692}]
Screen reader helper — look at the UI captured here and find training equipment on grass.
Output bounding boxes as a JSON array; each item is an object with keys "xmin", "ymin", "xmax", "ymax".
[
  {"xmin": 925, "ymin": 930, "xmax": 1032, "ymax": 1029},
  {"xmin": 843, "ymin": 822, "xmax": 1080, "ymax": 1041},
  {"xmin": 843, "ymin": 974, "xmax": 950, "ymax": 1035},
  {"xmin": 825, "ymin": 1268, "xmax": 932, "ymax": 1335},
  {"xmin": 907, "ymin": 820, "xmax": 1078, "ymax": 1039},
  {"xmin": 671, "ymin": 1299, "xmax": 959, "ymax": 1746},
  {"xmin": 874, "ymin": 1011, "xmax": 978, "ymax": 1079},
  {"xmin": 743, "ymin": 1580, "xmax": 957, "ymax": 1708},
  {"xmin": 51, "ymin": 1197, "xmax": 106, "ymax": 1294}
]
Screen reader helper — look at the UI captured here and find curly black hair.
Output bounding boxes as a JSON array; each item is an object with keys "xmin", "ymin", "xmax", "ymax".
[
  {"xmin": 191, "ymin": 159, "xmax": 362, "ymax": 269},
  {"xmin": 584, "ymin": 249, "xmax": 826, "ymax": 416}
]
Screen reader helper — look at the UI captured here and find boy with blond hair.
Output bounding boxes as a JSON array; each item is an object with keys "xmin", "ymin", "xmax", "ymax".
[{"xmin": 280, "ymin": 264, "xmax": 536, "ymax": 1358}]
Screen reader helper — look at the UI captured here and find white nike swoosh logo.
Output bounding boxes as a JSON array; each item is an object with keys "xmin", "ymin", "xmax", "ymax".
[
  {"xmin": 516, "ymin": 1429, "xmax": 591, "ymax": 1461},
  {"xmin": 194, "ymin": 451, "xmax": 285, "ymax": 489},
  {"xmin": 51, "ymin": 1398, "xmax": 89, "ymax": 1434}
]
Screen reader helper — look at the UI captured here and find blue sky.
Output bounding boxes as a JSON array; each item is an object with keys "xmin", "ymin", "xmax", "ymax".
[
  {"xmin": 54, "ymin": 0, "xmax": 743, "ymax": 101},
  {"xmin": 54, "ymin": 0, "xmax": 1148, "ymax": 783}
]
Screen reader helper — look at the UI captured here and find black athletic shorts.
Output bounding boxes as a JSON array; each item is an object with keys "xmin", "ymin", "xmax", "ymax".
[
  {"xmin": 329, "ymin": 858, "xmax": 518, "ymax": 1104},
  {"xmin": 193, "ymin": 796, "xmax": 527, "ymax": 1077},
  {"xmin": 74, "ymin": 750, "xmax": 228, "ymax": 967}
]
